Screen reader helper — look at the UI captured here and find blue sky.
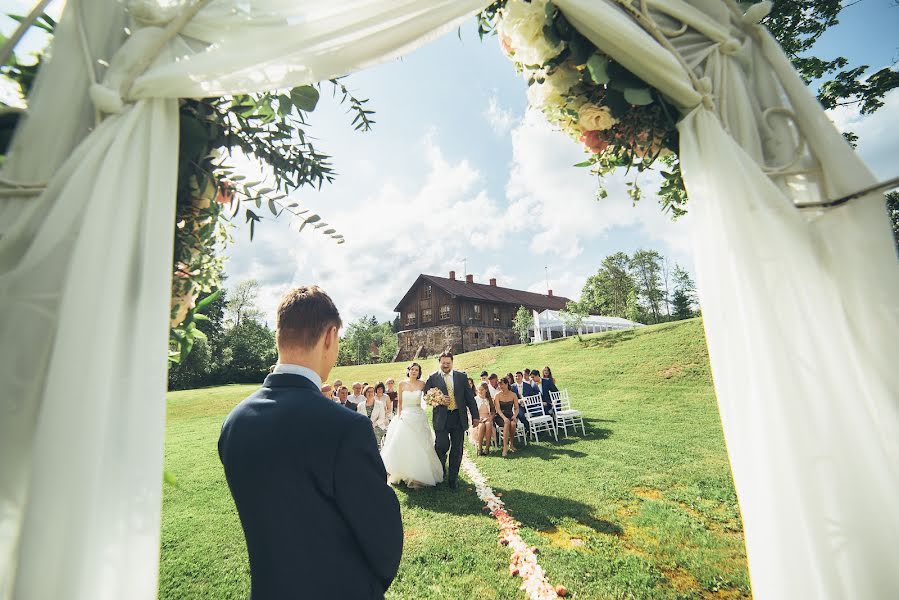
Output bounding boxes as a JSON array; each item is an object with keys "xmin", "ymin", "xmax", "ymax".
[
  {"xmin": 3, "ymin": 0, "xmax": 897, "ymax": 325},
  {"xmin": 222, "ymin": 1, "xmax": 899, "ymax": 325}
]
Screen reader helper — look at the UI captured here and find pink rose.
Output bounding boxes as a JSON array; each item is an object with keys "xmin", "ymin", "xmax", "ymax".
[
  {"xmin": 215, "ymin": 180, "xmax": 235, "ymax": 205},
  {"xmin": 579, "ymin": 130, "xmax": 609, "ymax": 154}
]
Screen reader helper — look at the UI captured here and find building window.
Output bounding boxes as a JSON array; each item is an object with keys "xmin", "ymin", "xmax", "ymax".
[
  {"xmin": 473, "ymin": 304, "xmax": 482, "ymax": 320},
  {"xmin": 493, "ymin": 306, "xmax": 501, "ymax": 325},
  {"xmin": 474, "ymin": 331, "xmax": 480, "ymax": 340},
  {"xmin": 406, "ymin": 336, "xmax": 412, "ymax": 348},
  {"xmin": 424, "ymin": 284, "xmax": 432, "ymax": 300},
  {"xmin": 487, "ymin": 333, "xmax": 493, "ymax": 345},
  {"xmin": 440, "ymin": 305, "xmax": 451, "ymax": 320},
  {"xmin": 406, "ymin": 312, "xmax": 417, "ymax": 326},
  {"xmin": 422, "ymin": 308, "xmax": 433, "ymax": 323}
]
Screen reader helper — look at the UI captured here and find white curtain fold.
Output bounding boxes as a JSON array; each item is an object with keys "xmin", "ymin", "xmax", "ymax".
[
  {"xmin": 680, "ymin": 108, "xmax": 899, "ymax": 599},
  {"xmin": 1, "ymin": 0, "xmax": 897, "ymax": 598},
  {"xmin": 0, "ymin": 1, "xmax": 491, "ymax": 598}
]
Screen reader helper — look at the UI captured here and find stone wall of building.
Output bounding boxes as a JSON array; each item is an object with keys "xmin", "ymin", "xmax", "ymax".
[
  {"xmin": 396, "ymin": 325, "xmax": 523, "ymax": 361},
  {"xmin": 460, "ymin": 326, "xmax": 520, "ymax": 352},
  {"xmin": 396, "ymin": 324, "xmax": 463, "ymax": 361}
]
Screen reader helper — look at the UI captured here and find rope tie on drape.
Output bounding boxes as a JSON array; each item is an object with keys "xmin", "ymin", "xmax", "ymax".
[
  {"xmin": 616, "ymin": 0, "xmax": 732, "ymax": 113},
  {"xmin": 89, "ymin": 0, "xmax": 215, "ymax": 115}
]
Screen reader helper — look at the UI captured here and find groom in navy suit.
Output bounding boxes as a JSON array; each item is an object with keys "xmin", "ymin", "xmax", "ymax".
[
  {"xmin": 423, "ymin": 352, "xmax": 480, "ymax": 489},
  {"xmin": 218, "ymin": 286, "xmax": 403, "ymax": 599}
]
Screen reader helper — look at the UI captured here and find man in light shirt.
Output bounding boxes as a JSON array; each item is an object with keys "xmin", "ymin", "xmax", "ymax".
[
  {"xmin": 487, "ymin": 373, "xmax": 500, "ymax": 399},
  {"xmin": 348, "ymin": 381, "xmax": 365, "ymax": 408}
]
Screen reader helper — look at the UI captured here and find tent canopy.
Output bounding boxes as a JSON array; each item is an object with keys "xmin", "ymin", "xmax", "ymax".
[{"xmin": 529, "ymin": 309, "xmax": 644, "ymax": 334}]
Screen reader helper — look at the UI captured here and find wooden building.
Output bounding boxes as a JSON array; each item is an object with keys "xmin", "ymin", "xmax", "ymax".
[{"xmin": 392, "ymin": 271, "xmax": 571, "ymax": 361}]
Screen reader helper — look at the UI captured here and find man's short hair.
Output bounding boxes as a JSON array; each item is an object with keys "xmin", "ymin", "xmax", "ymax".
[
  {"xmin": 480, "ymin": 371, "xmax": 489, "ymax": 377},
  {"xmin": 531, "ymin": 369, "xmax": 541, "ymax": 377},
  {"xmin": 353, "ymin": 382, "xmax": 362, "ymax": 388},
  {"xmin": 439, "ymin": 351, "xmax": 454, "ymax": 361},
  {"xmin": 515, "ymin": 371, "xmax": 523, "ymax": 376},
  {"xmin": 276, "ymin": 286, "xmax": 342, "ymax": 349},
  {"xmin": 489, "ymin": 373, "xmax": 498, "ymax": 380}
]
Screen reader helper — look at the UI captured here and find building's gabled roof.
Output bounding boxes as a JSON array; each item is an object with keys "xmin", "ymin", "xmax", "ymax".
[{"xmin": 393, "ymin": 274, "xmax": 571, "ymax": 312}]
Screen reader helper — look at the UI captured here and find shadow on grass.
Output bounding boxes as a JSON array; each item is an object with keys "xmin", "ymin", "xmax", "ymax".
[
  {"xmin": 398, "ymin": 479, "xmax": 491, "ymax": 517},
  {"xmin": 500, "ymin": 489, "xmax": 623, "ymax": 536},
  {"xmin": 401, "ymin": 482, "xmax": 624, "ymax": 539}
]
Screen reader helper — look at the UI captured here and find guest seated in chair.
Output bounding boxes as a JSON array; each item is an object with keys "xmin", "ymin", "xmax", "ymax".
[
  {"xmin": 529, "ymin": 368, "xmax": 557, "ymax": 417},
  {"xmin": 337, "ymin": 385, "xmax": 352, "ymax": 409},
  {"xmin": 542, "ymin": 366, "xmax": 557, "ymax": 387},
  {"xmin": 469, "ymin": 383, "xmax": 495, "ymax": 456},
  {"xmin": 511, "ymin": 371, "xmax": 531, "ymax": 436},
  {"xmin": 492, "ymin": 377, "xmax": 520, "ymax": 457}
]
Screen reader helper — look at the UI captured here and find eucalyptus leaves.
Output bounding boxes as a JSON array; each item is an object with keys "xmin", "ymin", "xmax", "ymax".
[{"xmin": 170, "ymin": 81, "xmax": 374, "ymax": 361}]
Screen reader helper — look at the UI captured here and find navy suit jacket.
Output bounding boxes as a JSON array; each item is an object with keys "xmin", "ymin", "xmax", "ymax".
[
  {"xmin": 423, "ymin": 370, "xmax": 479, "ymax": 431},
  {"xmin": 523, "ymin": 380, "xmax": 558, "ymax": 408},
  {"xmin": 218, "ymin": 373, "xmax": 403, "ymax": 599}
]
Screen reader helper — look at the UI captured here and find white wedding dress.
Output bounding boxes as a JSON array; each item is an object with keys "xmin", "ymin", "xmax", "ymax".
[{"xmin": 380, "ymin": 390, "xmax": 444, "ymax": 486}]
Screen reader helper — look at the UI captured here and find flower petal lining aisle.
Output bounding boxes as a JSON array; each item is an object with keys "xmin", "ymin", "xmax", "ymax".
[{"xmin": 461, "ymin": 453, "xmax": 567, "ymax": 600}]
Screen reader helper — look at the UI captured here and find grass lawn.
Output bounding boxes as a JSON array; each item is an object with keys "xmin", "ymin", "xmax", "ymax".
[{"xmin": 160, "ymin": 318, "xmax": 750, "ymax": 599}]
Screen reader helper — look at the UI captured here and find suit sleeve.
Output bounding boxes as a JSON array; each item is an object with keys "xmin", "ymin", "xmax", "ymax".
[
  {"xmin": 333, "ymin": 417, "xmax": 403, "ymax": 591},
  {"xmin": 422, "ymin": 374, "xmax": 433, "ymax": 394}
]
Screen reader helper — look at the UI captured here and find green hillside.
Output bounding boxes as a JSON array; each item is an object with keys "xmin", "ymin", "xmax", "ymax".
[{"xmin": 160, "ymin": 318, "xmax": 750, "ymax": 599}]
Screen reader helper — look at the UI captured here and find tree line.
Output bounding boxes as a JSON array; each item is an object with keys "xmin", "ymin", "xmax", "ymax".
[
  {"xmin": 571, "ymin": 249, "xmax": 698, "ymax": 325},
  {"xmin": 168, "ymin": 279, "xmax": 402, "ymax": 389},
  {"xmin": 168, "ymin": 279, "xmax": 277, "ymax": 390}
]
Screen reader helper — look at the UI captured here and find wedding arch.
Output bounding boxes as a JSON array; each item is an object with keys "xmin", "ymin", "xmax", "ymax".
[{"xmin": 1, "ymin": 1, "xmax": 897, "ymax": 598}]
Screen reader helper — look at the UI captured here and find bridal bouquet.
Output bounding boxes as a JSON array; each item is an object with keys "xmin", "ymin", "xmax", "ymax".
[
  {"xmin": 480, "ymin": 0, "xmax": 686, "ymax": 214},
  {"xmin": 424, "ymin": 388, "xmax": 451, "ymax": 408}
]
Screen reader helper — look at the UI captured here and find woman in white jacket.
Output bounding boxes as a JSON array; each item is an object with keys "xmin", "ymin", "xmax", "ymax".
[{"xmin": 357, "ymin": 385, "xmax": 389, "ymax": 446}]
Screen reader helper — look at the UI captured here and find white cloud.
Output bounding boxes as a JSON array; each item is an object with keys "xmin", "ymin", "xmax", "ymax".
[
  {"xmin": 504, "ymin": 110, "xmax": 693, "ymax": 266},
  {"xmin": 224, "ymin": 135, "xmax": 508, "ymax": 325},
  {"xmin": 485, "ymin": 95, "xmax": 517, "ymax": 135},
  {"xmin": 827, "ymin": 87, "xmax": 899, "ymax": 180}
]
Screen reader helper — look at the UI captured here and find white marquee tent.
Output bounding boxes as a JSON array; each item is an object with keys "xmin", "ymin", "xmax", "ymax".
[
  {"xmin": 530, "ymin": 309, "xmax": 643, "ymax": 342},
  {"xmin": 1, "ymin": 1, "xmax": 897, "ymax": 598}
]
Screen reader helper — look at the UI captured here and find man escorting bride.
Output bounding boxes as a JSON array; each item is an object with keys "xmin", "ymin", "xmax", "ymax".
[{"xmin": 381, "ymin": 352, "xmax": 480, "ymax": 490}]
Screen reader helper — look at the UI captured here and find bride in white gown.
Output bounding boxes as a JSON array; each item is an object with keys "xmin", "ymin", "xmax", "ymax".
[{"xmin": 380, "ymin": 362, "xmax": 444, "ymax": 488}]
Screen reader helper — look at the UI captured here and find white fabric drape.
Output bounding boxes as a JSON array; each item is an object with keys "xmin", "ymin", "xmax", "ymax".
[
  {"xmin": 1, "ymin": 0, "xmax": 897, "ymax": 598},
  {"xmin": 558, "ymin": 0, "xmax": 899, "ymax": 597},
  {"xmin": 0, "ymin": 1, "xmax": 487, "ymax": 598}
]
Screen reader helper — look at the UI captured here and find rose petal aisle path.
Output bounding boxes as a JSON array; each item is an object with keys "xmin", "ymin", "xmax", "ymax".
[{"xmin": 462, "ymin": 453, "xmax": 566, "ymax": 599}]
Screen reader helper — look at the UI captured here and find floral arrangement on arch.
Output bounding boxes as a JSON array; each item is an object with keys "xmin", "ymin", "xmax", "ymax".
[
  {"xmin": 480, "ymin": 0, "xmax": 688, "ymax": 215},
  {"xmin": 424, "ymin": 387, "xmax": 451, "ymax": 407}
]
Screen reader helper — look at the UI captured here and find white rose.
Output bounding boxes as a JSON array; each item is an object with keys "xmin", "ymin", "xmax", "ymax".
[
  {"xmin": 577, "ymin": 105, "xmax": 617, "ymax": 131},
  {"xmin": 526, "ymin": 65, "xmax": 581, "ymax": 109},
  {"xmin": 498, "ymin": 0, "xmax": 563, "ymax": 66}
]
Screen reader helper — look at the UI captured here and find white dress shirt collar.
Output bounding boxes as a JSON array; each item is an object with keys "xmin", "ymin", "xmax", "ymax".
[{"xmin": 272, "ymin": 363, "xmax": 322, "ymax": 390}]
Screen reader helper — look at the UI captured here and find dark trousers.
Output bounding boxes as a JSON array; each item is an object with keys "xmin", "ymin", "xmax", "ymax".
[{"xmin": 434, "ymin": 410, "xmax": 465, "ymax": 483}]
